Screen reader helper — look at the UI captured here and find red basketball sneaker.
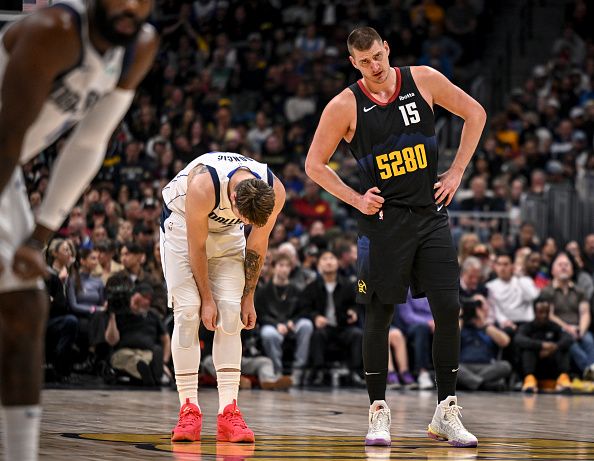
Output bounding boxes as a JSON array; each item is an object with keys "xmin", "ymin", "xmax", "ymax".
[
  {"xmin": 171, "ymin": 399, "xmax": 202, "ymax": 442},
  {"xmin": 217, "ymin": 400, "xmax": 255, "ymax": 443}
]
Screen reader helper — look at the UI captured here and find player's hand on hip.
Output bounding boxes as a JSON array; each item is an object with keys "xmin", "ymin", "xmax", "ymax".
[
  {"xmin": 12, "ymin": 244, "xmax": 47, "ymax": 280},
  {"xmin": 433, "ymin": 167, "xmax": 463, "ymax": 207},
  {"xmin": 241, "ymin": 298, "xmax": 257, "ymax": 330},
  {"xmin": 201, "ymin": 299, "xmax": 218, "ymax": 331},
  {"xmin": 357, "ymin": 187, "xmax": 384, "ymax": 215}
]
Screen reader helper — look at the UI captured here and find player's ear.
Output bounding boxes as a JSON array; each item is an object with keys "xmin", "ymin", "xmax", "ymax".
[
  {"xmin": 384, "ymin": 40, "xmax": 390, "ymax": 56},
  {"xmin": 349, "ymin": 55, "xmax": 357, "ymax": 69}
]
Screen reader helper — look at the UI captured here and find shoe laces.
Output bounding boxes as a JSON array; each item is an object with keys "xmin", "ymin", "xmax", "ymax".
[
  {"xmin": 443, "ymin": 404, "xmax": 466, "ymax": 433},
  {"xmin": 222, "ymin": 406, "xmax": 248, "ymax": 429},
  {"xmin": 370, "ymin": 408, "xmax": 390, "ymax": 433},
  {"xmin": 177, "ymin": 405, "xmax": 201, "ymax": 429}
]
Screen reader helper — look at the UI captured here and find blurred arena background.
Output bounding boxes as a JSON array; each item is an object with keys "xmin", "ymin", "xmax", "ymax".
[{"xmin": 1, "ymin": 0, "xmax": 594, "ymax": 459}]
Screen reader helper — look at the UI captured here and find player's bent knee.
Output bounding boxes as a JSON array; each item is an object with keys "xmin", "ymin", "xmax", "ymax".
[
  {"xmin": 173, "ymin": 304, "xmax": 200, "ymax": 349},
  {"xmin": 217, "ymin": 299, "xmax": 243, "ymax": 335}
]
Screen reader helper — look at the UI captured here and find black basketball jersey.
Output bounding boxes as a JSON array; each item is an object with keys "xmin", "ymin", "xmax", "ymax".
[{"xmin": 347, "ymin": 66, "xmax": 438, "ymax": 208}]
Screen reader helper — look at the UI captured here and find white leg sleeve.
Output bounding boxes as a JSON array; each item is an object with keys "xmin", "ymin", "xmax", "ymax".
[
  {"xmin": 172, "ymin": 303, "xmax": 201, "ymax": 406},
  {"xmin": 212, "ymin": 300, "xmax": 243, "ymax": 370}
]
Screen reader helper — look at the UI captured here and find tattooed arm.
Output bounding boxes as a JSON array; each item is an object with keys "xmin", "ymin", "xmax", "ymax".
[
  {"xmin": 185, "ymin": 164, "xmax": 218, "ymax": 330},
  {"xmin": 240, "ymin": 176, "xmax": 286, "ymax": 329}
]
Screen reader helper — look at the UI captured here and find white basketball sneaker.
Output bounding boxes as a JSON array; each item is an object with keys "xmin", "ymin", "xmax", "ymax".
[
  {"xmin": 427, "ymin": 396, "xmax": 478, "ymax": 447},
  {"xmin": 365, "ymin": 400, "xmax": 391, "ymax": 446}
]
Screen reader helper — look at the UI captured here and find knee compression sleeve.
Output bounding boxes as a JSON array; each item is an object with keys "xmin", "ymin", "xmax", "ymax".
[
  {"xmin": 212, "ymin": 299, "xmax": 243, "ymax": 370},
  {"xmin": 363, "ymin": 295, "xmax": 394, "ymax": 403},
  {"xmin": 426, "ymin": 289, "xmax": 461, "ymax": 402},
  {"xmin": 172, "ymin": 304, "xmax": 201, "ymax": 406}
]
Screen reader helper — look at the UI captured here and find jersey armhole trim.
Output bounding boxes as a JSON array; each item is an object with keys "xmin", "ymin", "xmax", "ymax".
[
  {"xmin": 205, "ymin": 165, "xmax": 221, "ymax": 209},
  {"xmin": 266, "ymin": 168, "xmax": 274, "ymax": 187},
  {"xmin": 50, "ymin": 3, "xmax": 83, "ymax": 80}
]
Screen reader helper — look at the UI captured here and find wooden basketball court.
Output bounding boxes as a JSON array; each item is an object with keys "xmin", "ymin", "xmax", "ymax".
[{"xmin": 6, "ymin": 388, "xmax": 592, "ymax": 460}]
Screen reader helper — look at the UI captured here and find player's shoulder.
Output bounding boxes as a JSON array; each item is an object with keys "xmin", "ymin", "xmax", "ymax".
[
  {"xmin": 10, "ymin": 5, "xmax": 81, "ymax": 49},
  {"xmin": 409, "ymin": 65, "xmax": 442, "ymax": 82},
  {"xmin": 185, "ymin": 163, "xmax": 217, "ymax": 212},
  {"xmin": 323, "ymin": 87, "xmax": 356, "ymax": 116},
  {"xmin": 134, "ymin": 23, "xmax": 160, "ymax": 54}
]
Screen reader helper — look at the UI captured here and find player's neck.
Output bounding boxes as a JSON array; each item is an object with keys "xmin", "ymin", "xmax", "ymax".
[
  {"xmin": 362, "ymin": 67, "xmax": 396, "ymax": 101},
  {"xmin": 228, "ymin": 168, "xmax": 256, "ymax": 191}
]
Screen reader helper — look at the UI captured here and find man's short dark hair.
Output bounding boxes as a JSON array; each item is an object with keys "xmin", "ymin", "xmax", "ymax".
[
  {"xmin": 122, "ymin": 241, "xmax": 144, "ymax": 255},
  {"xmin": 347, "ymin": 27, "xmax": 383, "ymax": 56},
  {"xmin": 272, "ymin": 252, "xmax": 292, "ymax": 267},
  {"xmin": 95, "ymin": 239, "xmax": 115, "ymax": 253},
  {"xmin": 235, "ymin": 178, "xmax": 275, "ymax": 228},
  {"xmin": 494, "ymin": 251, "xmax": 513, "ymax": 262}
]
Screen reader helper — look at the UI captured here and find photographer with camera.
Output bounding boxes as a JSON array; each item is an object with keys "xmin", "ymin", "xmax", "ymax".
[
  {"xmin": 104, "ymin": 273, "xmax": 171, "ymax": 386},
  {"xmin": 457, "ymin": 296, "xmax": 512, "ymax": 391}
]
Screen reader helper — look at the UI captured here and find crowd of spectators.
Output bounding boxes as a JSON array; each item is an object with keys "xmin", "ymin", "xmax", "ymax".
[{"xmin": 22, "ymin": 0, "xmax": 594, "ymax": 392}]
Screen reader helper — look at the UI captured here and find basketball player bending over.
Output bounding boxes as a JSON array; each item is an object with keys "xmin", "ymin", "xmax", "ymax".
[
  {"xmin": 306, "ymin": 27, "xmax": 486, "ymax": 447},
  {"xmin": 160, "ymin": 152, "xmax": 285, "ymax": 443},
  {"xmin": 0, "ymin": 1, "xmax": 157, "ymax": 459}
]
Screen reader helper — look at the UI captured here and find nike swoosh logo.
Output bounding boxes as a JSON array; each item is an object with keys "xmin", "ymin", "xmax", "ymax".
[
  {"xmin": 363, "ymin": 105, "xmax": 377, "ymax": 113},
  {"xmin": 218, "ymin": 206, "xmax": 230, "ymax": 211},
  {"xmin": 365, "ymin": 372, "xmax": 381, "ymax": 376},
  {"xmin": 451, "ymin": 367, "xmax": 459, "ymax": 373},
  {"xmin": 437, "ymin": 204, "xmax": 444, "ymax": 211}
]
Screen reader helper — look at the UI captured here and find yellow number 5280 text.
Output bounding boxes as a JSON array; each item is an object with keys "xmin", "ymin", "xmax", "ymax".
[{"xmin": 376, "ymin": 143, "xmax": 427, "ymax": 180}]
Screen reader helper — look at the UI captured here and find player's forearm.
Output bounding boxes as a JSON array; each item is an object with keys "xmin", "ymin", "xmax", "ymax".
[
  {"xmin": 242, "ymin": 246, "xmax": 264, "ymax": 300},
  {"xmin": 189, "ymin": 245, "xmax": 215, "ymax": 303},
  {"xmin": 450, "ymin": 106, "xmax": 486, "ymax": 173},
  {"xmin": 305, "ymin": 161, "xmax": 360, "ymax": 209}
]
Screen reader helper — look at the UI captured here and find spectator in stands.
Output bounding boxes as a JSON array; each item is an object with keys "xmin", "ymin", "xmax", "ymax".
[
  {"xmin": 104, "ymin": 277, "xmax": 170, "ymax": 386},
  {"xmin": 457, "ymin": 297, "xmax": 512, "ymax": 391},
  {"xmin": 565, "ymin": 241, "xmax": 594, "ymax": 301},
  {"xmin": 276, "ymin": 242, "xmax": 316, "ymax": 291},
  {"xmin": 516, "ymin": 298, "xmax": 573, "ymax": 392},
  {"xmin": 510, "ymin": 222, "xmax": 540, "ymax": 254},
  {"xmin": 459, "ymin": 176, "xmax": 506, "ymax": 241},
  {"xmin": 523, "ymin": 251, "xmax": 551, "ymax": 289},
  {"xmin": 336, "ymin": 242, "xmax": 357, "ymax": 284},
  {"xmin": 397, "ymin": 290, "xmax": 435, "ymax": 390},
  {"xmin": 302, "ymin": 250, "xmax": 363, "ymax": 386},
  {"xmin": 290, "ymin": 178, "xmax": 334, "ymax": 229},
  {"xmin": 459, "ymin": 256, "xmax": 489, "ymax": 299},
  {"xmin": 541, "ymin": 252, "xmax": 594, "ymax": 379},
  {"xmin": 486, "ymin": 253, "xmax": 539, "ymax": 331},
  {"xmin": 93, "ymin": 239, "xmax": 124, "ymax": 285},
  {"xmin": 458, "ymin": 232, "xmax": 480, "ymax": 264},
  {"xmin": 45, "ymin": 239, "xmax": 77, "ymax": 381},
  {"xmin": 256, "ymin": 253, "xmax": 313, "ymax": 384},
  {"xmin": 119, "ymin": 241, "xmax": 167, "ymax": 317},
  {"xmin": 67, "ymin": 247, "xmax": 105, "ymax": 366},
  {"xmin": 67, "ymin": 248, "xmax": 105, "ymax": 318},
  {"xmin": 116, "ymin": 219, "xmax": 134, "ymax": 245}
]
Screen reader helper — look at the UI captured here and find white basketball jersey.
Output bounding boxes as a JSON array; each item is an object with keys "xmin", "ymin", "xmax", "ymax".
[
  {"xmin": 0, "ymin": 0, "xmax": 127, "ymax": 164},
  {"xmin": 162, "ymin": 152, "xmax": 273, "ymax": 233}
]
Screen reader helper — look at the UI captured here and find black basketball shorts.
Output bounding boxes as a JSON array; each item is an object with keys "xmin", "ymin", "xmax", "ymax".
[{"xmin": 356, "ymin": 205, "xmax": 460, "ymax": 305}]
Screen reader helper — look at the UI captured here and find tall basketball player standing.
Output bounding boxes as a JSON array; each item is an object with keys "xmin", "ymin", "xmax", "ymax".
[
  {"xmin": 306, "ymin": 27, "xmax": 486, "ymax": 447},
  {"xmin": 0, "ymin": 1, "xmax": 158, "ymax": 459}
]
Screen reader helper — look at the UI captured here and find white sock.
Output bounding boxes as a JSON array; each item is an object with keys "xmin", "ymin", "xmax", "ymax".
[
  {"xmin": 217, "ymin": 371, "xmax": 240, "ymax": 414},
  {"xmin": 1, "ymin": 405, "xmax": 41, "ymax": 461},
  {"xmin": 176, "ymin": 373, "xmax": 199, "ymax": 408}
]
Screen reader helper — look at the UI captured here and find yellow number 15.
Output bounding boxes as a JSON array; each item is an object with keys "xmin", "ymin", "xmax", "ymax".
[{"xmin": 376, "ymin": 143, "xmax": 428, "ymax": 180}]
